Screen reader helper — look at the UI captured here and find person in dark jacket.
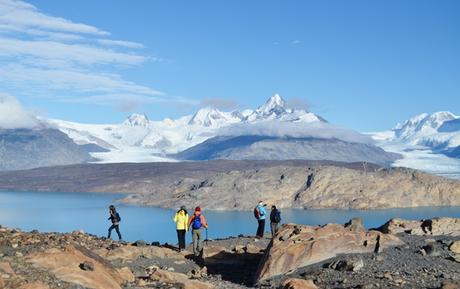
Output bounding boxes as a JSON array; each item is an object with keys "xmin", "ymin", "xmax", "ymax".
[
  {"xmin": 107, "ymin": 205, "xmax": 122, "ymax": 241},
  {"xmin": 269, "ymin": 205, "xmax": 281, "ymax": 237}
]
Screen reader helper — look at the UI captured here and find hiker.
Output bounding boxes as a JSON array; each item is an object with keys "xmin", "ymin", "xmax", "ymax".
[
  {"xmin": 173, "ymin": 205, "xmax": 189, "ymax": 252},
  {"xmin": 188, "ymin": 206, "xmax": 208, "ymax": 256},
  {"xmin": 254, "ymin": 201, "xmax": 267, "ymax": 238},
  {"xmin": 270, "ymin": 205, "xmax": 281, "ymax": 237},
  {"xmin": 107, "ymin": 205, "xmax": 122, "ymax": 241}
]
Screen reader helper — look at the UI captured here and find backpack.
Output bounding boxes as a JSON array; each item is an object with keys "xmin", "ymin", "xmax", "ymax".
[
  {"xmin": 192, "ymin": 214, "xmax": 202, "ymax": 229},
  {"xmin": 253, "ymin": 207, "xmax": 260, "ymax": 220},
  {"xmin": 116, "ymin": 213, "xmax": 121, "ymax": 222},
  {"xmin": 273, "ymin": 210, "xmax": 281, "ymax": 223}
]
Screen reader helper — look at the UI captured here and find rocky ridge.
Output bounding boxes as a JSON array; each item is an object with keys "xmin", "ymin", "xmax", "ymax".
[
  {"xmin": 122, "ymin": 165, "xmax": 460, "ymax": 210},
  {"xmin": 0, "ymin": 217, "xmax": 459, "ymax": 289},
  {"xmin": 1, "ymin": 160, "xmax": 459, "ymax": 210}
]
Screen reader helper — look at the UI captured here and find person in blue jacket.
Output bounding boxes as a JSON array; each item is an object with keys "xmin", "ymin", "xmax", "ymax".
[{"xmin": 254, "ymin": 201, "xmax": 267, "ymax": 238}]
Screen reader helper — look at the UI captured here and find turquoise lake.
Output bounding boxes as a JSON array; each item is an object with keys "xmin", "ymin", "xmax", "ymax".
[{"xmin": 0, "ymin": 191, "xmax": 459, "ymax": 244}]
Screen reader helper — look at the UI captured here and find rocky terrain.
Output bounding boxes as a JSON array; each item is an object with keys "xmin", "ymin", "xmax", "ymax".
[
  {"xmin": 0, "ymin": 217, "xmax": 459, "ymax": 289},
  {"xmin": 0, "ymin": 160, "xmax": 459, "ymax": 210}
]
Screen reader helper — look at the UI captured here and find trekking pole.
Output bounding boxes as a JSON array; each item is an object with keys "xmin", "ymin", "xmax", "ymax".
[{"xmin": 205, "ymin": 228, "xmax": 208, "ymax": 246}]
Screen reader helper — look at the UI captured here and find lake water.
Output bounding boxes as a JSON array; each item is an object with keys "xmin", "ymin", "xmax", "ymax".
[{"xmin": 0, "ymin": 191, "xmax": 459, "ymax": 244}]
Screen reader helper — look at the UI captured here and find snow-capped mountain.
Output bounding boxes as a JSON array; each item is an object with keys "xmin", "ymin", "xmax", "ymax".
[
  {"xmin": 379, "ymin": 111, "xmax": 460, "ymax": 149},
  {"xmin": 371, "ymin": 111, "xmax": 460, "ymax": 177},
  {"xmin": 188, "ymin": 107, "xmax": 242, "ymax": 127},
  {"xmin": 48, "ymin": 94, "xmax": 328, "ymax": 162}
]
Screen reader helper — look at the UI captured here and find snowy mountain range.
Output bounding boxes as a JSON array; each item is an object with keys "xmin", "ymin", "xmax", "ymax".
[
  {"xmin": 1, "ymin": 93, "xmax": 459, "ymax": 175},
  {"xmin": 47, "ymin": 94, "xmax": 335, "ymax": 163},
  {"xmin": 371, "ymin": 111, "xmax": 460, "ymax": 177}
]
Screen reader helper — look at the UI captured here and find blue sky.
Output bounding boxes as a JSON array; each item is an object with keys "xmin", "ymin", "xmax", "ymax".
[{"xmin": 0, "ymin": 0, "xmax": 459, "ymax": 131}]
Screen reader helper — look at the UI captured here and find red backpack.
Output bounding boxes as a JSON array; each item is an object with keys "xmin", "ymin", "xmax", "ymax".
[{"xmin": 253, "ymin": 207, "xmax": 260, "ymax": 219}]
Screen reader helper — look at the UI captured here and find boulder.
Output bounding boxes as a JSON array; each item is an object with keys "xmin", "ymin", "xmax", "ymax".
[
  {"xmin": 117, "ymin": 267, "xmax": 135, "ymax": 283},
  {"xmin": 449, "ymin": 241, "xmax": 460, "ymax": 254},
  {"xmin": 202, "ymin": 245, "xmax": 231, "ymax": 259},
  {"xmin": 255, "ymin": 221, "xmax": 404, "ymax": 282},
  {"xmin": 378, "ymin": 217, "xmax": 460, "ymax": 236},
  {"xmin": 344, "ymin": 218, "xmax": 365, "ymax": 232},
  {"xmin": 281, "ymin": 278, "xmax": 319, "ymax": 289},
  {"xmin": 149, "ymin": 268, "xmax": 214, "ymax": 289},
  {"xmin": 328, "ymin": 258, "xmax": 364, "ymax": 272},
  {"xmin": 27, "ymin": 245, "xmax": 123, "ymax": 289},
  {"xmin": 244, "ymin": 243, "xmax": 261, "ymax": 254}
]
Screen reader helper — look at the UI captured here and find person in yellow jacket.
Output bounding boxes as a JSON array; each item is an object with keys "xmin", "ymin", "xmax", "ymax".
[{"xmin": 173, "ymin": 205, "xmax": 189, "ymax": 252}]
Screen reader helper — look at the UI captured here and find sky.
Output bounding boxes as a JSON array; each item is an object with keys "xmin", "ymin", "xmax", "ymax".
[{"xmin": 0, "ymin": 0, "xmax": 459, "ymax": 131}]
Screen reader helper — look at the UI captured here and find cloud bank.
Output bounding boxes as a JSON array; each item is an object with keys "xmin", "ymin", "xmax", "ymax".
[
  {"xmin": 0, "ymin": 93, "xmax": 37, "ymax": 129},
  {"xmin": 0, "ymin": 0, "xmax": 187, "ymax": 109},
  {"xmin": 218, "ymin": 120, "xmax": 374, "ymax": 144}
]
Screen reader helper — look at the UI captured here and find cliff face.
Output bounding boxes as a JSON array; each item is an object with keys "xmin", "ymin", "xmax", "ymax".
[{"xmin": 121, "ymin": 165, "xmax": 460, "ymax": 211}]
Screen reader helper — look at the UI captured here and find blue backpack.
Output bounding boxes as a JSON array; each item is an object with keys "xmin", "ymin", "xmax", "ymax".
[{"xmin": 192, "ymin": 214, "xmax": 202, "ymax": 229}]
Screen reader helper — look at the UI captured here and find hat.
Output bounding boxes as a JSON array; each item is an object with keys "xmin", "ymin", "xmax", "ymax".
[
  {"xmin": 180, "ymin": 205, "xmax": 186, "ymax": 210},
  {"xmin": 195, "ymin": 206, "xmax": 201, "ymax": 212}
]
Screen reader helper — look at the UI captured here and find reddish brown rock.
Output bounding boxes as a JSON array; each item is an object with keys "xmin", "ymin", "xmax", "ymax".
[
  {"xmin": 281, "ymin": 278, "xmax": 319, "ymax": 289},
  {"xmin": 27, "ymin": 245, "xmax": 124, "ymax": 289},
  {"xmin": 149, "ymin": 268, "xmax": 214, "ymax": 289},
  {"xmin": 256, "ymin": 221, "xmax": 404, "ymax": 282},
  {"xmin": 379, "ymin": 217, "xmax": 460, "ymax": 236}
]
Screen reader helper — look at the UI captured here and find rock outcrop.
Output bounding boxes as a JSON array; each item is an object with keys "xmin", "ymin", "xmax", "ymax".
[
  {"xmin": 281, "ymin": 278, "xmax": 319, "ymax": 289},
  {"xmin": 1, "ymin": 160, "xmax": 459, "ymax": 210},
  {"xmin": 255, "ymin": 219, "xmax": 404, "ymax": 282},
  {"xmin": 378, "ymin": 217, "xmax": 460, "ymax": 236},
  {"xmin": 123, "ymin": 165, "xmax": 460, "ymax": 210},
  {"xmin": 28, "ymin": 245, "xmax": 124, "ymax": 289}
]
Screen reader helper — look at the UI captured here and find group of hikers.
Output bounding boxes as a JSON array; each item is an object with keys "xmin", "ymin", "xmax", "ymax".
[{"xmin": 106, "ymin": 201, "xmax": 281, "ymax": 256}]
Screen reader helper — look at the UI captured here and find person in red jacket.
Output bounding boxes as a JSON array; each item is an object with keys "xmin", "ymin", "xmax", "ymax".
[{"xmin": 188, "ymin": 206, "xmax": 208, "ymax": 256}]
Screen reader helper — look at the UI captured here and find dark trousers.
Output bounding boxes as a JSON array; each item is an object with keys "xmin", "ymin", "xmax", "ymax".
[
  {"xmin": 108, "ymin": 224, "xmax": 122, "ymax": 240},
  {"xmin": 176, "ymin": 229, "xmax": 186, "ymax": 250},
  {"xmin": 270, "ymin": 222, "xmax": 279, "ymax": 237},
  {"xmin": 256, "ymin": 219, "xmax": 265, "ymax": 237}
]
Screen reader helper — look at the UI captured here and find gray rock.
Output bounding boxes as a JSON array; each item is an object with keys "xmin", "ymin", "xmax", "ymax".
[{"xmin": 79, "ymin": 261, "xmax": 94, "ymax": 271}]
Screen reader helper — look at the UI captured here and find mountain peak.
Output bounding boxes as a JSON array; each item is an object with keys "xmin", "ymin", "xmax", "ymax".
[
  {"xmin": 188, "ymin": 107, "xmax": 227, "ymax": 127},
  {"xmin": 257, "ymin": 94, "xmax": 287, "ymax": 116},
  {"xmin": 393, "ymin": 111, "xmax": 458, "ymax": 138},
  {"xmin": 123, "ymin": 113, "xmax": 150, "ymax": 127}
]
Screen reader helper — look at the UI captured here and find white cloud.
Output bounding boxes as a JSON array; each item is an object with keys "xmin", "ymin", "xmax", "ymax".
[
  {"xmin": 0, "ymin": 64, "xmax": 163, "ymax": 95},
  {"xmin": 0, "ymin": 93, "xmax": 38, "ymax": 129},
  {"xmin": 0, "ymin": 38, "xmax": 146, "ymax": 66},
  {"xmin": 291, "ymin": 40, "xmax": 301, "ymax": 45},
  {"xmin": 218, "ymin": 120, "xmax": 373, "ymax": 144},
  {"xmin": 97, "ymin": 39, "xmax": 145, "ymax": 49},
  {"xmin": 0, "ymin": 0, "xmax": 185, "ymax": 109},
  {"xmin": 0, "ymin": 0, "xmax": 108, "ymax": 35}
]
